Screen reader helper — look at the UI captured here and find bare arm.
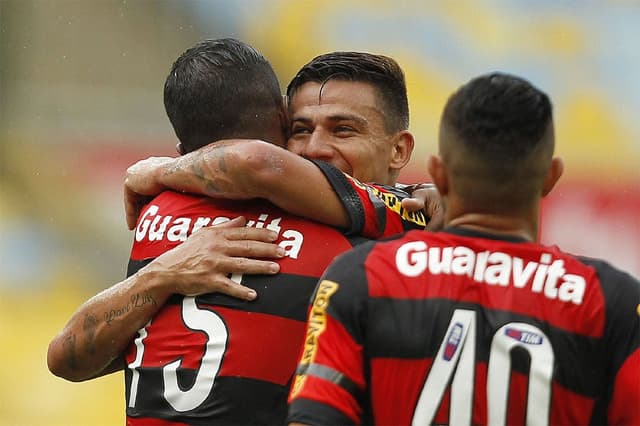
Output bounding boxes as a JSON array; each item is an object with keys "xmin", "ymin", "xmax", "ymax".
[
  {"xmin": 47, "ymin": 217, "xmax": 284, "ymax": 382},
  {"xmin": 124, "ymin": 140, "xmax": 349, "ymax": 230},
  {"xmin": 47, "ymin": 266, "xmax": 170, "ymax": 382}
]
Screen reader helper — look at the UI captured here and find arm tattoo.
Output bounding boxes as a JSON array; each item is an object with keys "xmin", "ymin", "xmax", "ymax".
[
  {"xmin": 198, "ymin": 145, "xmax": 229, "ymax": 194},
  {"xmin": 103, "ymin": 292, "xmax": 157, "ymax": 325},
  {"xmin": 213, "ymin": 146, "xmax": 228, "ymax": 173},
  {"xmin": 131, "ymin": 292, "xmax": 157, "ymax": 309},
  {"xmin": 83, "ymin": 314, "xmax": 98, "ymax": 355},
  {"xmin": 104, "ymin": 302, "xmax": 131, "ymax": 325},
  {"xmin": 63, "ymin": 333, "xmax": 77, "ymax": 370},
  {"xmin": 192, "ymin": 160, "xmax": 221, "ymax": 195},
  {"xmin": 162, "ymin": 143, "xmax": 234, "ymax": 196}
]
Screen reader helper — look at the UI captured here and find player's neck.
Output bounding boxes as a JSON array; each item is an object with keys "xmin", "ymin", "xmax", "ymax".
[{"xmin": 446, "ymin": 212, "xmax": 538, "ymax": 242}]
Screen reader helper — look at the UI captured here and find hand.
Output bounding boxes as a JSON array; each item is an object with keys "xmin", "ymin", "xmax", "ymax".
[
  {"xmin": 124, "ymin": 156, "xmax": 175, "ymax": 230},
  {"xmin": 401, "ymin": 183, "xmax": 445, "ymax": 231},
  {"xmin": 142, "ymin": 217, "xmax": 284, "ymax": 301}
]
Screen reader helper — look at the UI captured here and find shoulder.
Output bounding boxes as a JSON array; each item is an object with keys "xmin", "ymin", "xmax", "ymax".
[
  {"xmin": 576, "ymin": 255, "xmax": 640, "ymax": 293},
  {"xmin": 576, "ymin": 254, "xmax": 640, "ymax": 307}
]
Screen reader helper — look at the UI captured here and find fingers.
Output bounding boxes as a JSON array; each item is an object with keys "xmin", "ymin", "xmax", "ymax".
[
  {"xmin": 194, "ymin": 227, "xmax": 284, "ymax": 259},
  {"xmin": 401, "ymin": 185, "xmax": 445, "ymax": 231},
  {"xmin": 425, "ymin": 203, "xmax": 445, "ymax": 231},
  {"xmin": 212, "ymin": 216, "xmax": 247, "ymax": 229},
  {"xmin": 182, "ymin": 225, "xmax": 284, "ymax": 261},
  {"xmin": 124, "ymin": 158, "xmax": 172, "ymax": 195},
  {"xmin": 124, "ymin": 156, "xmax": 175, "ymax": 230},
  {"xmin": 225, "ymin": 226, "xmax": 280, "ymax": 242},
  {"xmin": 224, "ymin": 240, "xmax": 285, "ymax": 259},
  {"xmin": 194, "ymin": 258, "xmax": 280, "ymax": 301},
  {"xmin": 196, "ymin": 223, "xmax": 280, "ymax": 243},
  {"xmin": 401, "ymin": 197, "xmax": 425, "ymax": 213},
  {"xmin": 172, "ymin": 258, "xmax": 279, "ymax": 300},
  {"xmin": 212, "ymin": 278, "xmax": 258, "ymax": 301},
  {"xmin": 221, "ymin": 256, "xmax": 281, "ymax": 275},
  {"xmin": 124, "ymin": 187, "xmax": 147, "ymax": 230}
]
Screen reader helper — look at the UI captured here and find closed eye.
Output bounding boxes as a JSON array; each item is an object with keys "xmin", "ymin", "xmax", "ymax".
[
  {"xmin": 334, "ymin": 125, "xmax": 357, "ymax": 136},
  {"xmin": 291, "ymin": 125, "xmax": 312, "ymax": 135}
]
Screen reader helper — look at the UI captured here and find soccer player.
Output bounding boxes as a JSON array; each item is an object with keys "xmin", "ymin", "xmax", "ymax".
[
  {"xmin": 287, "ymin": 72, "xmax": 640, "ymax": 425},
  {"xmin": 48, "ymin": 40, "xmax": 433, "ymax": 424}
]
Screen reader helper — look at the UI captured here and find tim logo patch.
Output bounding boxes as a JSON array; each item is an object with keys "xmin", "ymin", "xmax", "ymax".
[
  {"xmin": 443, "ymin": 322, "xmax": 464, "ymax": 361},
  {"xmin": 505, "ymin": 327, "xmax": 543, "ymax": 345}
]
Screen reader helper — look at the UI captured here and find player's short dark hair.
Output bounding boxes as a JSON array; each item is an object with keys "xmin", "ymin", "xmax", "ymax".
[
  {"xmin": 286, "ymin": 51, "xmax": 409, "ymax": 133},
  {"xmin": 442, "ymin": 72, "xmax": 553, "ymax": 163},
  {"xmin": 440, "ymin": 72, "xmax": 554, "ymax": 209},
  {"xmin": 164, "ymin": 38, "xmax": 282, "ymax": 153}
]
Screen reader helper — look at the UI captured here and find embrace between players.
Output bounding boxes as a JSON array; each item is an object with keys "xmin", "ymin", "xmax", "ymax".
[{"xmin": 48, "ymin": 38, "xmax": 640, "ymax": 425}]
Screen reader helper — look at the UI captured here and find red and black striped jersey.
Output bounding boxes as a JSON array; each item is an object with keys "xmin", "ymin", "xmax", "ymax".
[
  {"xmin": 124, "ymin": 162, "xmax": 426, "ymax": 425},
  {"xmin": 288, "ymin": 227, "xmax": 640, "ymax": 425}
]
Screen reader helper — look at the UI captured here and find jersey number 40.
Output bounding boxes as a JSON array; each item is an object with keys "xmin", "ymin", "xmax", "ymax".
[{"xmin": 413, "ymin": 309, "xmax": 554, "ymax": 426}]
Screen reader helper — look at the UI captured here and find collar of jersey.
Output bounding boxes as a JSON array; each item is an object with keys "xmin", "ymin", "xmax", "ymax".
[{"xmin": 442, "ymin": 226, "xmax": 530, "ymax": 243}]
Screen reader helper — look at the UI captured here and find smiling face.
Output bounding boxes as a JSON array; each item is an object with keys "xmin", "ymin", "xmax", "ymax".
[{"xmin": 287, "ymin": 80, "xmax": 413, "ymax": 185}]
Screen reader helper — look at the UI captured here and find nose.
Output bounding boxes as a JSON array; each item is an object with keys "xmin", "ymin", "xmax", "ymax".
[{"xmin": 301, "ymin": 130, "xmax": 334, "ymax": 161}]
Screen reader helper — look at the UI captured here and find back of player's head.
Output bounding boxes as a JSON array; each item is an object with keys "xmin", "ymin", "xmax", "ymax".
[
  {"xmin": 164, "ymin": 38, "xmax": 283, "ymax": 153},
  {"xmin": 439, "ymin": 72, "xmax": 555, "ymax": 210},
  {"xmin": 286, "ymin": 51, "xmax": 409, "ymax": 133}
]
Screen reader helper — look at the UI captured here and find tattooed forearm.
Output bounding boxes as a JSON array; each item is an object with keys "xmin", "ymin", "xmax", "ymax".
[
  {"xmin": 192, "ymin": 160, "xmax": 221, "ymax": 195},
  {"xmin": 131, "ymin": 292, "xmax": 157, "ymax": 309},
  {"xmin": 164, "ymin": 158, "xmax": 188, "ymax": 178},
  {"xmin": 161, "ymin": 141, "xmax": 240, "ymax": 197},
  {"xmin": 210, "ymin": 144, "xmax": 228, "ymax": 173},
  {"xmin": 63, "ymin": 333, "xmax": 78, "ymax": 370},
  {"xmin": 82, "ymin": 314, "xmax": 99, "ymax": 355},
  {"xmin": 198, "ymin": 144, "xmax": 229, "ymax": 194},
  {"xmin": 104, "ymin": 303, "xmax": 131, "ymax": 325},
  {"xmin": 103, "ymin": 292, "xmax": 157, "ymax": 325}
]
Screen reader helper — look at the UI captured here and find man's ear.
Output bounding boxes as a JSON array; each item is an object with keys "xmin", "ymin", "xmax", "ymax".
[
  {"xmin": 542, "ymin": 157, "xmax": 564, "ymax": 196},
  {"xmin": 427, "ymin": 154, "xmax": 448, "ymax": 196},
  {"xmin": 389, "ymin": 130, "xmax": 415, "ymax": 172},
  {"xmin": 176, "ymin": 142, "xmax": 185, "ymax": 155}
]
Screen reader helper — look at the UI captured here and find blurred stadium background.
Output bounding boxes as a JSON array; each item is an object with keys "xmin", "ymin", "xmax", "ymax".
[{"xmin": 0, "ymin": 1, "xmax": 638, "ymax": 424}]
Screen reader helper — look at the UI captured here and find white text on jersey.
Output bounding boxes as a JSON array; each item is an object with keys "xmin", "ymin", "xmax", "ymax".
[
  {"xmin": 136, "ymin": 206, "xmax": 304, "ymax": 259},
  {"xmin": 395, "ymin": 241, "xmax": 585, "ymax": 304}
]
